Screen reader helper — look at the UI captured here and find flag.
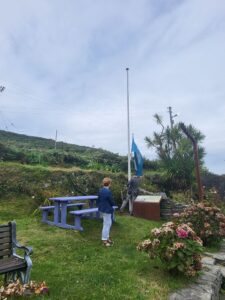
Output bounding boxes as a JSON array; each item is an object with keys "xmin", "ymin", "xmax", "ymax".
[{"xmin": 131, "ymin": 138, "xmax": 143, "ymax": 176}]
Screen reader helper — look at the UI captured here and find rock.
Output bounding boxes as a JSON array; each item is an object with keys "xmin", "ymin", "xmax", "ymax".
[
  {"xmin": 201, "ymin": 256, "xmax": 215, "ymax": 266},
  {"xmin": 219, "ymin": 266, "xmax": 225, "ymax": 278},
  {"xmin": 169, "ymin": 260, "xmax": 222, "ymax": 299}
]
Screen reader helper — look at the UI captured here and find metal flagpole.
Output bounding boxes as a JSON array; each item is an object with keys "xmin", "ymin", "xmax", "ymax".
[{"xmin": 126, "ymin": 68, "xmax": 131, "ymax": 181}]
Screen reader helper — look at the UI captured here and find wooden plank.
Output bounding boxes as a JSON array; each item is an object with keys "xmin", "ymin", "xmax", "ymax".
[
  {"xmin": 0, "ymin": 226, "xmax": 10, "ymax": 233},
  {"xmin": 0, "ymin": 225, "xmax": 12, "ymax": 256},
  {"xmin": 0, "ymin": 257, "xmax": 26, "ymax": 274},
  {"xmin": 0, "ymin": 224, "xmax": 10, "ymax": 228},
  {"xmin": 0, "ymin": 242, "xmax": 11, "ymax": 251},
  {"xmin": 0, "ymin": 249, "xmax": 11, "ymax": 257},
  {"xmin": 0, "ymin": 237, "xmax": 11, "ymax": 244},
  {"xmin": 0, "ymin": 231, "xmax": 11, "ymax": 239}
]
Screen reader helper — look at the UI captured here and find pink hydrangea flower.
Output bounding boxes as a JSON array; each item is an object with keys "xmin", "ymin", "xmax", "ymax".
[
  {"xmin": 173, "ymin": 242, "xmax": 185, "ymax": 249},
  {"xmin": 151, "ymin": 228, "xmax": 161, "ymax": 236},
  {"xmin": 176, "ymin": 228, "xmax": 188, "ymax": 238}
]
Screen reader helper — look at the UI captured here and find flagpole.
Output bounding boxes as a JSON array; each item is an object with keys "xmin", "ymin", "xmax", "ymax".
[{"xmin": 126, "ymin": 67, "xmax": 131, "ymax": 181}]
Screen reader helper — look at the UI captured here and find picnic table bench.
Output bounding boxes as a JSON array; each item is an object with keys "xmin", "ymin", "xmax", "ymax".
[
  {"xmin": 70, "ymin": 206, "xmax": 118, "ymax": 231},
  {"xmin": 0, "ymin": 221, "xmax": 33, "ymax": 284},
  {"xmin": 39, "ymin": 206, "xmax": 55, "ymax": 223},
  {"xmin": 39, "ymin": 202, "xmax": 85, "ymax": 223},
  {"xmin": 67, "ymin": 203, "xmax": 84, "ymax": 208}
]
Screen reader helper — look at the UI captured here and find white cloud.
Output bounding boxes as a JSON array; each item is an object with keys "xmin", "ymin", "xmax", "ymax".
[{"xmin": 0, "ymin": 0, "xmax": 225, "ymax": 174}]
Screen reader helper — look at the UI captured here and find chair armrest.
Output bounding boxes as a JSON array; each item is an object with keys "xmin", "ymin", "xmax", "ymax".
[
  {"xmin": 10, "ymin": 221, "xmax": 33, "ymax": 270},
  {"xmin": 13, "ymin": 240, "xmax": 33, "ymax": 256}
]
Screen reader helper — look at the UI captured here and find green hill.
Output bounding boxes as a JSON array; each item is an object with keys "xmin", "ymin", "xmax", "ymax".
[
  {"xmin": 0, "ymin": 130, "xmax": 158, "ymax": 203},
  {"xmin": 1, "ymin": 130, "xmax": 224, "ymax": 203},
  {"xmin": 0, "ymin": 130, "xmax": 127, "ymax": 172},
  {"xmin": 0, "ymin": 130, "xmax": 157, "ymax": 173}
]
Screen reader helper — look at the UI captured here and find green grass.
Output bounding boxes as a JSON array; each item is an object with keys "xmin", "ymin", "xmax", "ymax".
[{"xmin": 0, "ymin": 196, "xmax": 190, "ymax": 300}]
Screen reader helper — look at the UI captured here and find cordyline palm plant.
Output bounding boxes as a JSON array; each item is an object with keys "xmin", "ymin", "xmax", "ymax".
[{"xmin": 145, "ymin": 113, "xmax": 205, "ymax": 192}]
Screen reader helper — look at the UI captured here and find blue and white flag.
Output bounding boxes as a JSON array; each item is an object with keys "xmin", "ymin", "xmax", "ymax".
[{"xmin": 131, "ymin": 138, "xmax": 143, "ymax": 176}]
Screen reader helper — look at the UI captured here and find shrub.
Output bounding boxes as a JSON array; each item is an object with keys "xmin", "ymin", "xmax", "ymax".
[
  {"xmin": 137, "ymin": 222, "xmax": 203, "ymax": 277},
  {"xmin": 173, "ymin": 202, "xmax": 225, "ymax": 246}
]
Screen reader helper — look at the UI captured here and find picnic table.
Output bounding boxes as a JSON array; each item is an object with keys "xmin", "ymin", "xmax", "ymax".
[
  {"xmin": 40, "ymin": 195, "xmax": 118, "ymax": 231},
  {"xmin": 48, "ymin": 195, "xmax": 98, "ymax": 229}
]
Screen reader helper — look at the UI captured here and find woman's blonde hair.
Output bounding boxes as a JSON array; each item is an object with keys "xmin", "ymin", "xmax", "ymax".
[{"xmin": 102, "ymin": 177, "xmax": 112, "ymax": 186}]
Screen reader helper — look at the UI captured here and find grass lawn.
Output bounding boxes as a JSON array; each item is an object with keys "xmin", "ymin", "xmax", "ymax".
[{"xmin": 0, "ymin": 196, "xmax": 190, "ymax": 300}]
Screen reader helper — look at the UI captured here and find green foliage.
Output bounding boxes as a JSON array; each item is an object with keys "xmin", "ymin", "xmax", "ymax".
[
  {"xmin": 145, "ymin": 115, "xmax": 205, "ymax": 192},
  {"xmin": 173, "ymin": 202, "xmax": 225, "ymax": 246},
  {"xmin": 138, "ymin": 222, "xmax": 203, "ymax": 277},
  {"xmin": 0, "ymin": 162, "xmax": 127, "ymax": 207},
  {"xmin": 2, "ymin": 129, "xmax": 223, "ymax": 204},
  {"xmin": 0, "ymin": 142, "xmax": 26, "ymax": 163}
]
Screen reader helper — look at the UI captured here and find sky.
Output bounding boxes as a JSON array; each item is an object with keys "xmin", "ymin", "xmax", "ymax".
[{"xmin": 0, "ymin": 0, "xmax": 225, "ymax": 175}]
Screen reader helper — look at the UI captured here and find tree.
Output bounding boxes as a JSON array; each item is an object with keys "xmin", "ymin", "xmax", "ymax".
[{"xmin": 145, "ymin": 114, "xmax": 205, "ymax": 193}]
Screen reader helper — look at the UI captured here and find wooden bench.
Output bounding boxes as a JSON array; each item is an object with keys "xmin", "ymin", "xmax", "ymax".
[
  {"xmin": 0, "ymin": 221, "xmax": 33, "ymax": 284},
  {"xmin": 70, "ymin": 206, "xmax": 118, "ymax": 231}
]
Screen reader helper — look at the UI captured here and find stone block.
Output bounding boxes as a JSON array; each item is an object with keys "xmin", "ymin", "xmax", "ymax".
[{"xmin": 201, "ymin": 256, "xmax": 215, "ymax": 266}]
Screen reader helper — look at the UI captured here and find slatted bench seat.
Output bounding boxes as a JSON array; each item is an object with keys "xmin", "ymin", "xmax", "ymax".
[
  {"xmin": 0, "ymin": 221, "xmax": 33, "ymax": 284},
  {"xmin": 70, "ymin": 206, "xmax": 118, "ymax": 231}
]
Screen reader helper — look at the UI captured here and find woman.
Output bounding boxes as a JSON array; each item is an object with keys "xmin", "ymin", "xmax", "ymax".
[{"xmin": 97, "ymin": 177, "xmax": 115, "ymax": 247}]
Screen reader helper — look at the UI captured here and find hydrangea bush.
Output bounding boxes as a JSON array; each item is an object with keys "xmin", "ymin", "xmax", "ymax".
[
  {"xmin": 173, "ymin": 202, "xmax": 225, "ymax": 246},
  {"xmin": 137, "ymin": 222, "xmax": 203, "ymax": 277}
]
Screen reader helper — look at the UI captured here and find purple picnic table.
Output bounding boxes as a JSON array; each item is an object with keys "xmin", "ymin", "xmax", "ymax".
[{"xmin": 49, "ymin": 195, "xmax": 98, "ymax": 229}]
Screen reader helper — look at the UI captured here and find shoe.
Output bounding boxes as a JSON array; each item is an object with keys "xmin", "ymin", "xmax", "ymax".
[
  {"xmin": 103, "ymin": 241, "xmax": 111, "ymax": 247},
  {"xmin": 107, "ymin": 238, "xmax": 114, "ymax": 245}
]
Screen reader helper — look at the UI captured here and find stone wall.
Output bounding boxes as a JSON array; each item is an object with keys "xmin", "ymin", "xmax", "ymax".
[
  {"xmin": 160, "ymin": 198, "xmax": 188, "ymax": 220},
  {"xmin": 169, "ymin": 241, "xmax": 225, "ymax": 300}
]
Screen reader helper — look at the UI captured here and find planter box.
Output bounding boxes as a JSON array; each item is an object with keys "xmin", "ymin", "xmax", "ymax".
[{"xmin": 133, "ymin": 195, "xmax": 162, "ymax": 221}]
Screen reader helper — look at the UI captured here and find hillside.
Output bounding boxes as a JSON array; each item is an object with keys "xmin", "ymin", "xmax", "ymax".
[
  {"xmin": 0, "ymin": 130, "xmax": 158, "ymax": 173},
  {"xmin": 0, "ymin": 130, "xmax": 159, "ymax": 173},
  {"xmin": 1, "ymin": 130, "xmax": 225, "ymax": 202},
  {"xmin": 0, "ymin": 130, "xmax": 127, "ymax": 172},
  {"xmin": 0, "ymin": 130, "xmax": 158, "ymax": 202}
]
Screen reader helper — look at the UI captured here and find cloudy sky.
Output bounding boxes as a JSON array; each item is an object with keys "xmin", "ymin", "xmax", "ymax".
[{"xmin": 0, "ymin": 0, "xmax": 225, "ymax": 174}]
